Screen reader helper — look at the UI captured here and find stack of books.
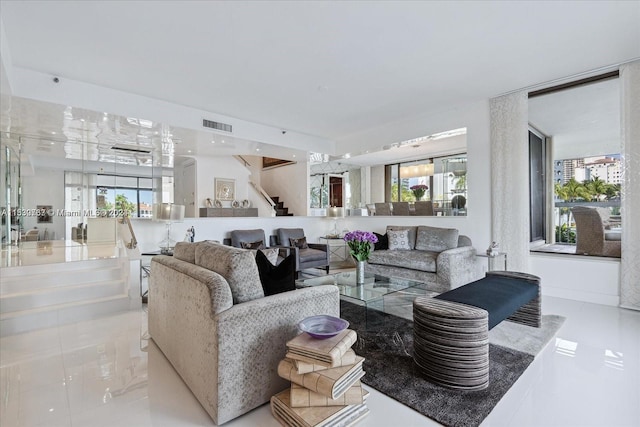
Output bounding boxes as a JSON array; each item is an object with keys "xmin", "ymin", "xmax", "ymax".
[{"xmin": 271, "ymin": 329, "xmax": 369, "ymax": 427}]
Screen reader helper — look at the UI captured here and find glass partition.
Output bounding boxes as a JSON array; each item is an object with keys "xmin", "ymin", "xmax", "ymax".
[
  {"xmin": 3, "ymin": 134, "xmax": 168, "ymax": 246},
  {"xmin": 1, "ymin": 137, "xmax": 22, "ymax": 247},
  {"xmin": 384, "ymin": 153, "xmax": 467, "ymax": 216}
]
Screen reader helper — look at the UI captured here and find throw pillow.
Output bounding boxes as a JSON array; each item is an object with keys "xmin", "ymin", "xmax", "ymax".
[
  {"xmin": 241, "ymin": 240, "xmax": 265, "ymax": 250},
  {"xmin": 373, "ymin": 232, "xmax": 388, "ymax": 250},
  {"xmin": 415, "ymin": 226, "xmax": 459, "ymax": 252},
  {"xmin": 289, "ymin": 236, "xmax": 309, "ymax": 249},
  {"xmin": 387, "ymin": 229, "xmax": 411, "ymax": 250},
  {"xmin": 255, "ymin": 251, "xmax": 296, "ymax": 296},
  {"xmin": 259, "ymin": 248, "xmax": 280, "ymax": 265},
  {"xmin": 386, "ymin": 226, "xmax": 417, "ymax": 249}
]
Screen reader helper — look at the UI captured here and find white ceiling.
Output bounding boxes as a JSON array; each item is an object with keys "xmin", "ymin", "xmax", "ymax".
[
  {"xmin": 1, "ymin": 1, "xmax": 639, "ymax": 165},
  {"xmin": 528, "ymin": 78, "xmax": 621, "ymax": 160}
]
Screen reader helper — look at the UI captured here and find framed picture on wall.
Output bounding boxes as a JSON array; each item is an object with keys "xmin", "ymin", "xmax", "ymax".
[
  {"xmin": 215, "ymin": 178, "xmax": 235, "ymax": 201},
  {"xmin": 37, "ymin": 205, "xmax": 53, "ymax": 223}
]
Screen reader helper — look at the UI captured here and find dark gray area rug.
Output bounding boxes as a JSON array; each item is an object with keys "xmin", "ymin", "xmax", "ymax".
[{"xmin": 340, "ymin": 300, "xmax": 537, "ymax": 427}]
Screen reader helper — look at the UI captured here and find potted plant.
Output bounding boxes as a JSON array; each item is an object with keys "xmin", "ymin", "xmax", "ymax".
[
  {"xmin": 410, "ymin": 184, "xmax": 429, "ymax": 201},
  {"xmin": 343, "ymin": 231, "xmax": 378, "ymax": 283}
]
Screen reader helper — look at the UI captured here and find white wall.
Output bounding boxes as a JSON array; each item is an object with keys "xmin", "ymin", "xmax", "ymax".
[
  {"xmin": 261, "ymin": 161, "xmax": 309, "ymax": 216},
  {"xmin": 21, "ymin": 168, "xmax": 65, "ymax": 240},
  {"xmin": 242, "ymin": 155, "xmax": 264, "ymax": 187},
  {"xmin": 530, "ymin": 253, "xmax": 620, "ymax": 306},
  {"xmin": 175, "ymin": 154, "xmax": 275, "ymax": 217},
  {"xmin": 370, "ymin": 165, "xmax": 385, "ymax": 204},
  {"xmin": 192, "ymin": 155, "xmax": 251, "ymax": 208}
]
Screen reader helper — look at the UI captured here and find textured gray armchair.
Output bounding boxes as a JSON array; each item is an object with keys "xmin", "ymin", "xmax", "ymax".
[
  {"xmin": 276, "ymin": 228, "xmax": 330, "ymax": 274},
  {"xmin": 571, "ymin": 206, "xmax": 621, "ymax": 257},
  {"xmin": 149, "ymin": 242, "xmax": 339, "ymax": 424}
]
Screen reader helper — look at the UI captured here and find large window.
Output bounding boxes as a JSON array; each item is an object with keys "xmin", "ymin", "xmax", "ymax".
[
  {"xmin": 529, "ymin": 74, "xmax": 621, "ymax": 256},
  {"xmin": 553, "ymin": 155, "xmax": 621, "ymax": 244},
  {"xmin": 96, "ymin": 175, "xmax": 153, "ymax": 218},
  {"xmin": 386, "ymin": 153, "xmax": 467, "ymax": 216}
]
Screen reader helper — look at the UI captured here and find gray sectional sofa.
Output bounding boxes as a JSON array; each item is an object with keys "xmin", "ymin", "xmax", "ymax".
[
  {"xmin": 366, "ymin": 225, "xmax": 479, "ymax": 292},
  {"xmin": 149, "ymin": 241, "xmax": 339, "ymax": 425}
]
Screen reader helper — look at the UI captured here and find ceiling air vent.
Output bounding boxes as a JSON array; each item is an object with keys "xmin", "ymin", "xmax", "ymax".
[
  {"xmin": 110, "ymin": 144, "xmax": 152, "ymax": 154},
  {"xmin": 203, "ymin": 119, "xmax": 232, "ymax": 133}
]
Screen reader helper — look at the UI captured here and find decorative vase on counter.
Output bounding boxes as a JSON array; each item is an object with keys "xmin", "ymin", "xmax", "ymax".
[{"xmin": 356, "ymin": 261, "xmax": 366, "ymax": 284}]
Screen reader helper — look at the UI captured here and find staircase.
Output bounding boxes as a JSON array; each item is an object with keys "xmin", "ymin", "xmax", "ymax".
[
  {"xmin": 271, "ymin": 196, "xmax": 294, "ymax": 216},
  {"xmin": 0, "ymin": 258, "xmax": 132, "ymax": 336}
]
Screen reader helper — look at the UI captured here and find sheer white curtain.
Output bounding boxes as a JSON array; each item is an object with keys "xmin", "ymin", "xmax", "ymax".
[
  {"xmin": 489, "ymin": 91, "xmax": 530, "ymax": 272},
  {"xmin": 620, "ymin": 60, "xmax": 640, "ymax": 310}
]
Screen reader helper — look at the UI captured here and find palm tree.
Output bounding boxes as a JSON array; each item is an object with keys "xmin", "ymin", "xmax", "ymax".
[
  {"xmin": 585, "ymin": 177, "xmax": 607, "ymax": 201},
  {"xmin": 563, "ymin": 178, "xmax": 591, "ymax": 201},
  {"xmin": 554, "ymin": 182, "xmax": 570, "ymax": 202},
  {"xmin": 604, "ymin": 183, "xmax": 621, "ymax": 200}
]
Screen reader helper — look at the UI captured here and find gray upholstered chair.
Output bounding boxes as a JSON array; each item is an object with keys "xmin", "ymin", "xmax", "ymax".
[
  {"xmin": 23, "ymin": 229, "xmax": 39, "ymax": 241},
  {"xmin": 571, "ymin": 206, "xmax": 621, "ymax": 257},
  {"xmin": 229, "ymin": 229, "xmax": 268, "ymax": 248},
  {"xmin": 228, "ymin": 229, "xmax": 288, "ymax": 264},
  {"xmin": 276, "ymin": 228, "xmax": 330, "ymax": 274},
  {"xmin": 391, "ymin": 202, "xmax": 410, "ymax": 215},
  {"xmin": 413, "ymin": 201, "xmax": 434, "ymax": 216},
  {"xmin": 374, "ymin": 202, "xmax": 392, "ymax": 216}
]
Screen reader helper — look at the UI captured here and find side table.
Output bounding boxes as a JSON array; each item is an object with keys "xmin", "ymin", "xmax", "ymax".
[
  {"xmin": 141, "ymin": 250, "xmax": 172, "ymax": 303},
  {"xmin": 476, "ymin": 252, "xmax": 507, "ymax": 272},
  {"xmin": 319, "ymin": 237, "xmax": 350, "ymax": 263}
]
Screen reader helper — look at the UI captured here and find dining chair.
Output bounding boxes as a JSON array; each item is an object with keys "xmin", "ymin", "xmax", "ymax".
[
  {"xmin": 374, "ymin": 203, "xmax": 392, "ymax": 216},
  {"xmin": 391, "ymin": 202, "xmax": 410, "ymax": 216}
]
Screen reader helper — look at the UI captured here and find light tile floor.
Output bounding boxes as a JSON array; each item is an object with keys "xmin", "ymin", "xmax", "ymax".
[{"xmin": 1, "ymin": 295, "xmax": 638, "ymax": 427}]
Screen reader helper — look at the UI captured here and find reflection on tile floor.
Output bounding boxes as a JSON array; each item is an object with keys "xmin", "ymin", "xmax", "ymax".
[{"xmin": 1, "ymin": 296, "xmax": 639, "ymax": 426}]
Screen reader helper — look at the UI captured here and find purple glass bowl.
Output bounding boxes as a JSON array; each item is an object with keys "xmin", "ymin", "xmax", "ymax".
[{"xmin": 298, "ymin": 315, "xmax": 349, "ymax": 339}]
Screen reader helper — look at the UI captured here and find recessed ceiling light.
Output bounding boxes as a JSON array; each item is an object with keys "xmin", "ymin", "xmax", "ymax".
[
  {"xmin": 221, "ymin": 140, "xmax": 225, "ymax": 144},
  {"xmin": 292, "ymin": 154, "xmax": 296, "ymax": 158},
  {"xmin": 80, "ymin": 118, "xmax": 85, "ymax": 122},
  {"xmin": 187, "ymin": 150, "xmax": 192, "ymax": 153},
  {"xmin": 211, "ymin": 140, "xmax": 216, "ymax": 144},
  {"xmin": 343, "ymin": 153, "xmax": 351, "ymax": 159},
  {"xmin": 50, "ymin": 131, "xmax": 56, "ymax": 135},
  {"xmin": 256, "ymin": 148, "xmax": 261, "ymax": 152}
]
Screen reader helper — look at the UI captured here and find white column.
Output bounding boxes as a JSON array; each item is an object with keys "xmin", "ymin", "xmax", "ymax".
[
  {"xmin": 620, "ymin": 60, "xmax": 640, "ymax": 310},
  {"xmin": 490, "ymin": 92, "xmax": 530, "ymax": 272}
]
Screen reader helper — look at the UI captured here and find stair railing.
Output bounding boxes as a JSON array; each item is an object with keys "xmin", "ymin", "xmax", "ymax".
[
  {"xmin": 233, "ymin": 155, "xmax": 251, "ymax": 167},
  {"xmin": 249, "ymin": 181, "xmax": 276, "ymax": 213}
]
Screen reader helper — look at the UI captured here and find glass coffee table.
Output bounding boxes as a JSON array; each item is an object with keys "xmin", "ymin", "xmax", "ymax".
[{"xmin": 296, "ymin": 271, "xmax": 427, "ymax": 327}]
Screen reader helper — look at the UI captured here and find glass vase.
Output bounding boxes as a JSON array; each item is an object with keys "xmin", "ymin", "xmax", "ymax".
[{"xmin": 356, "ymin": 260, "xmax": 366, "ymax": 284}]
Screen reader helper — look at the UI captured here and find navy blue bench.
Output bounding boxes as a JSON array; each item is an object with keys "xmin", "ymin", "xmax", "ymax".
[
  {"xmin": 413, "ymin": 271, "xmax": 541, "ymax": 390},
  {"xmin": 435, "ymin": 271, "xmax": 540, "ymax": 329}
]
